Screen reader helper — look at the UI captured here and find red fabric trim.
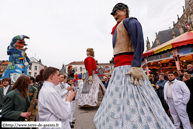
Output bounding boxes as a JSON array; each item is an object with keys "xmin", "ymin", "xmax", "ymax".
[
  {"xmin": 142, "ymin": 50, "xmax": 154, "ymax": 57},
  {"xmin": 73, "ymin": 74, "xmax": 78, "ymax": 82},
  {"xmin": 74, "ymin": 74, "xmax": 78, "ymax": 79},
  {"xmin": 172, "ymin": 31, "xmax": 193, "ymax": 44},
  {"xmin": 111, "ymin": 23, "xmax": 119, "ymax": 35},
  {"xmin": 73, "ymin": 79, "xmax": 78, "ymax": 83},
  {"xmin": 172, "ymin": 39, "xmax": 193, "ymax": 48},
  {"xmin": 114, "ymin": 54, "xmax": 133, "ymax": 67}
]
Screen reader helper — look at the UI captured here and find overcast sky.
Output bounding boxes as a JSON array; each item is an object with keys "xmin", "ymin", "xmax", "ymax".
[{"xmin": 0, "ymin": 0, "xmax": 184, "ymax": 69}]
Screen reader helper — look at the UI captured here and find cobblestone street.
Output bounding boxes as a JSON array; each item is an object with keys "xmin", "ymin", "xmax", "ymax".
[{"xmin": 73, "ymin": 100, "xmax": 97, "ymax": 129}]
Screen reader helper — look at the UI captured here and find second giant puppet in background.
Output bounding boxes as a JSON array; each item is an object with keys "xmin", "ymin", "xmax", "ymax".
[
  {"xmin": 78, "ymin": 48, "xmax": 106, "ymax": 107},
  {"xmin": 1, "ymin": 35, "xmax": 31, "ymax": 83}
]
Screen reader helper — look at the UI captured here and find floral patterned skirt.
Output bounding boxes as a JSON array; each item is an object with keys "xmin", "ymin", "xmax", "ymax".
[{"xmin": 78, "ymin": 72, "xmax": 106, "ymax": 106}]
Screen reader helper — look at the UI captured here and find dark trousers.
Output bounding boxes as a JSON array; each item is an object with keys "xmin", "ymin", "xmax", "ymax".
[
  {"xmin": 187, "ymin": 105, "xmax": 193, "ymax": 122},
  {"xmin": 159, "ymin": 97, "xmax": 170, "ymax": 116}
]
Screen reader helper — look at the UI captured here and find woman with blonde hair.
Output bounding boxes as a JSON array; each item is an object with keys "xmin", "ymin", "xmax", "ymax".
[
  {"xmin": 78, "ymin": 48, "xmax": 106, "ymax": 106},
  {"xmin": 2, "ymin": 76, "xmax": 31, "ymax": 121}
]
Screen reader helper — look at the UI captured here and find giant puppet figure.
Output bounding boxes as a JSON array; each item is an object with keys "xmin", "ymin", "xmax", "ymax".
[
  {"xmin": 68, "ymin": 65, "xmax": 75, "ymax": 79},
  {"xmin": 94, "ymin": 3, "xmax": 175, "ymax": 129},
  {"xmin": 78, "ymin": 48, "xmax": 106, "ymax": 107},
  {"xmin": 1, "ymin": 35, "xmax": 31, "ymax": 83}
]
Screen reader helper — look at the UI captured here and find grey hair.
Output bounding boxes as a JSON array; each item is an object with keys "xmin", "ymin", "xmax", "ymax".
[{"xmin": 159, "ymin": 73, "xmax": 164, "ymax": 77}]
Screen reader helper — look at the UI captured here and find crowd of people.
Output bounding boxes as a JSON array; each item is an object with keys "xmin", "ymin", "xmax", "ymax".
[
  {"xmin": 1, "ymin": 64, "xmax": 192, "ymax": 129},
  {"xmin": 0, "ymin": 67, "xmax": 80, "ymax": 128},
  {"xmin": 0, "ymin": 46, "xmax": 111, "ymax": 129},
  {"xmin": 148, "ymin": 64, "xmax": 193, "ymax": 128},
  {"xmin": 1, "ymin": 65, "xmax": 193, "ymax": 129},
  {"xmin": 0, "ymin": 63, "xmax": 110, "ymax": 129}
]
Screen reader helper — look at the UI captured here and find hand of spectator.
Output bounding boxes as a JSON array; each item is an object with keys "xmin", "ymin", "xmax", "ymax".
[
  {"xmin": 70, "ymin": 89, "xmax": 77, "ymax": 97},
  {"xmin": 66, "ymin": 90, "xmax": 77, "ymax": 102},
  {"xmin": 35, "ymin": 99, "xmax": 38, "ymax": 105},
  {"xmin": 20, "ymin": 112, "xmax": 31, "ymax": 118},
  {"xmin": 67, "ymin": 86, "xmax": 70, "ymax": 91},
  {"xmin": 67, "ymin": 86, "xmax": 73, "ymax": 91},
  {"xmin": 156, "ymin": 85, "xmax": 159, "ymax": 89}
]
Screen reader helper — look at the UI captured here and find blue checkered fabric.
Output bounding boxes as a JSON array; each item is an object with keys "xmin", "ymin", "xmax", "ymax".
[{"xmin": 94, "ymin": 65, "xmax": 175, "ymax": 129}]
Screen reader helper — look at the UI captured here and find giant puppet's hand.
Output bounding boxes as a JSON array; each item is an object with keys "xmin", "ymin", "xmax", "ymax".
[
  {"xmin": 88, "ymin": 76, "xmax": 93, "ymax": 85},
  {"xmin": 125, "ymin": 67, "xmax": 145, "ymax": 86}
]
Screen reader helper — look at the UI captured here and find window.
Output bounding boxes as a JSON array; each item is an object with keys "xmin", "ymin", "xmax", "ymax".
[
  {"xmin": 28, "ymin": 72, "xmax": 31, "ymax": 76},
  {"xmin": 80, "ymin": 67, "xmax": 82, "ymax": 72},
  {"xmin": 29, "ymin": 65, "xmax": 31, "ymax": 70},
  {"xmin": 34, "ymin": 72, "xmax": 37, "ymax": 77},
  {"xmin": 35, "ymin": 66, "xmax": 37, "ymax": 70},
  {"xmin": 74, "ymin": 67, "xmax": 77, "ymax": 72}
]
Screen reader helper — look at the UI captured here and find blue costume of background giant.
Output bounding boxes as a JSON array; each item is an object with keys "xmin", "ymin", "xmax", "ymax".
[{"xmin": 1, "ymin": 35, "xmax": 31, "ymax": 82}]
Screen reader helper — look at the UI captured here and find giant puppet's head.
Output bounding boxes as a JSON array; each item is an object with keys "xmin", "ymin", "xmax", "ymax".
[
  {"xmin": 86, "ymin": 48, "xmax": 95, "ymax": 57},
  {"xmin": 10, "ymin": 35, "xmax": 30, "ymax": 50},
  {"xmin": 68, "ymin": 65, "xmax": 72, "ymax": 70},
  {"xmin": 111, "ymin": 3, "xmax": 129, "ymax": 23}
]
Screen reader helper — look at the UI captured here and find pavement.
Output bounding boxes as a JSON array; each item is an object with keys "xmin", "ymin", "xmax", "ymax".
[
  {"xmin": 72, "ymin": 100, "xmax": 193, "ymax": 129},
  {"xmin": 73, "ymin": 100, "xmax": 97, "ymax": 129}
]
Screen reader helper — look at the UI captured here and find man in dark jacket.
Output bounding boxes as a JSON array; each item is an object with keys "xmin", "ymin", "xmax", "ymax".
[
  {"xmin": 187, "ymin": 64, "xmax": 193, "ymax": 75},
  {"xmin": 0, "ymin": 78, "xmax": 12, "ymax": 110},
  {"xmin": 155, "ymin": 73, "xmax": 169, "ymax": 116},
  {"xmin": 176, "ymin": 70, "xmax": 184, "ymax": 81},
  {"xmin": 183, "ymin": 74, "xmax": 193, "ymax": 122},
  {"xmin": 0, "ymin": 77, "xmax": 12, "ymax": 126},
  {"xmin": 29, "ymin": 76, "xmax": 39, "ymax": 101}
]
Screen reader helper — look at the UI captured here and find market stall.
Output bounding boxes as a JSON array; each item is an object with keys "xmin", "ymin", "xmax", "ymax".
[{"xmin": 142, "ymin": 31, "xmax": 193, "ymax": 74}]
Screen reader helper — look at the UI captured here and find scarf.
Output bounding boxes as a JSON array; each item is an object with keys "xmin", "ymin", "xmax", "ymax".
[
  {"xmin": 168, "ymin": 79, "xmax": 175, "ymax": 85},
  {"xmin": 169, "ymin": 79, "xmax": 175, "ymax": 82},
  {"xmin": 111, "ymin": 23, "xmax": 119, "ymax": 35}
]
